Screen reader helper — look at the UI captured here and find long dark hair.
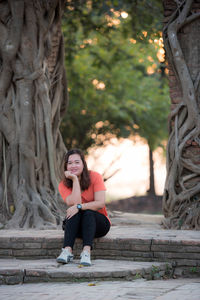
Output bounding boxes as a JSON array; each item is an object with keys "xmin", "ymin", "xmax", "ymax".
[{"xmin": 63, "ymin": 149, "xmax": 91, "ymax": 191}]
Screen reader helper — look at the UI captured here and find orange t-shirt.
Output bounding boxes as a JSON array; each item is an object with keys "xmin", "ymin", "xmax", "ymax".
[{"xmin": 58, "ymin": 171, "xmax": 110, "ymax": 222}]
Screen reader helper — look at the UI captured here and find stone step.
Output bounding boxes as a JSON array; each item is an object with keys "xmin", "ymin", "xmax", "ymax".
[
  {"xmin": 0, "ymin": 226, "xmax": 200, "ymax": 278},
  {"xmin": 0, "ymin": 258, "xmax": 173, "ymax": 285}
]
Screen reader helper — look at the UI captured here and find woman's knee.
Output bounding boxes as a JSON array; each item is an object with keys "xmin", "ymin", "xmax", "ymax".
[
  {"xmin": 81, "ymin": 210, "xmax": 96, "ymax": 225},
  {"xmin": 82, "ymin": 209, "xmax": 95, "ymax": 217}
]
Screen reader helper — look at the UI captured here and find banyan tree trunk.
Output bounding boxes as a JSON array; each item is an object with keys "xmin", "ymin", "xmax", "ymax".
[
  {"xmin": 0, "ymin": 0, "xmax": 68, "ymax": 228},
  {"xmin": 162, "ymin": 0, "xmax": 200, "ymax": 229}
]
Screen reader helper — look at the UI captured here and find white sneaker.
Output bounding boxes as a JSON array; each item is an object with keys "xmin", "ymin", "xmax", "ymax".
[
  {"xmin": 56, "ymin": 248, "xmax": 74, "ymax": 264},
  {"xmin": 80, "ymin": 250, "xmax": 91, "ymax": 266}
]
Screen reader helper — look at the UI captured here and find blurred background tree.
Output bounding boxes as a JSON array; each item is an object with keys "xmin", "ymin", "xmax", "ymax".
[{"xmin": 61, "ymin": 0, "xmax": 170, "ymax": 196}]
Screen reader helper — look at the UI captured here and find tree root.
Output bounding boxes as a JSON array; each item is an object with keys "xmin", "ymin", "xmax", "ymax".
[
  {"xmin": 0, "ymin": 1, "xmax": 68, "ymax": 229},
  {"xmin": 5, "ymin": 184, "xmax": 60, "ymax": 229},
  {"xmin": 162, "ymin": 0, "xmax": 200, "ymax": 229}
]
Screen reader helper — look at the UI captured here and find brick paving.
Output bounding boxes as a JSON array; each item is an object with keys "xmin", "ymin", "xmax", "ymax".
[{"xmin": 0, "ymin": 278, "xmax": 200, "ymax": 300}]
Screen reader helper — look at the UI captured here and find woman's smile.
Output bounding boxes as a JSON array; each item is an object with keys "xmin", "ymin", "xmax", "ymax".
[{"xmin": 70, "ymin": 169, "xmax": 79, "ymax": 174}]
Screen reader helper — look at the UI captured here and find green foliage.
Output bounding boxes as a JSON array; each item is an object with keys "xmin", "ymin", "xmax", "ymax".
[
  {"xmin": 64, "ymin": 0, "xmax": 163, "ymax": 39},
  {"xmin": 133, "ymin": 272, "xmax": 142, "ymax": 279},
  {"xmin": 190, "ymin": 267, "xmax": 200, "ymax": 274},
  {"xmin": 133, "ymin": 76, "xmax": 170, "ymax": 151},
  {"xmin": 148, "ymin": 265, "xmax": 161, "ymax": 280},
  {"xmin": 61, "ymin": 0, "xmax": 170, "ymax": 153}
]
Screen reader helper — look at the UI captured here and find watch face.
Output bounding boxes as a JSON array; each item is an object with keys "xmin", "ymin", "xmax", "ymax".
[{"xmin": 77, "ymin": 204, "xmax": 82, "ymax": 210}]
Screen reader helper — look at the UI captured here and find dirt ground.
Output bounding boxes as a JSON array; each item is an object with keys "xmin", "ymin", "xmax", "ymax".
[{"xmin": 107, "ymin": 194, "xmax": 163, "ymax": 215}]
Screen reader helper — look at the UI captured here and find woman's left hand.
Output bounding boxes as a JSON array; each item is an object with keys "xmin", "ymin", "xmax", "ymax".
[{"xmin": 66, "ymin": 205, "xmax": 79, "ymax": 219}]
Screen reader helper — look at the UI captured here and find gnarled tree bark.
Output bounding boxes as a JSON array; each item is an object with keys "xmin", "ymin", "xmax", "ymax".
[
  {"xmin": 162, "ymin": 0, "xmax": 200, "ymax": 229},
  {"xmin": 0, "ymin": 0, "xmax": 68, "ymax": 228}
]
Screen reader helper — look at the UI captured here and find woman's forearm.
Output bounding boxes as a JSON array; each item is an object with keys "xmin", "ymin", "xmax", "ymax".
[
  {"xmin": 81, "ymin": 191, "xmax": 105, "ymax": 211},
  {"xmin": 66, "ymin": 177, "xmax": 82, "ymax": 206},
  {"xmin": 81, "ymin": 200, "xmax": 104, "ymax": 211}
]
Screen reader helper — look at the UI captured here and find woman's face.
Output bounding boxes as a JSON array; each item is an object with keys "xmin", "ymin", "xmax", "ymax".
[{"xmin": 67, "ymin": 153, "xmax": 84, "ymax": 177}]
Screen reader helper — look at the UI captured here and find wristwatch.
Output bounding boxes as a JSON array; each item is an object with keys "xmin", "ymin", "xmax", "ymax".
[{"xmin": 77, "ymin": 204, "xmax": 82, "ymax": 210}]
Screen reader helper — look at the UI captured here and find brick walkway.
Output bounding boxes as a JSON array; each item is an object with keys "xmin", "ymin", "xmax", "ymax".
[{"xmin": 0, "ymin": 278, "xmax": 200, "ymax": 300}]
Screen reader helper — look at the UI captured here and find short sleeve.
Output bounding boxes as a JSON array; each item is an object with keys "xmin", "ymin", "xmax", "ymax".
[
  {"xmin": 91, "ymin": 171, "xmax": 106, "ymax": 192},
  {"xmin": 58, "ymin": 181, "xmax": 72, "ymax": 203}
]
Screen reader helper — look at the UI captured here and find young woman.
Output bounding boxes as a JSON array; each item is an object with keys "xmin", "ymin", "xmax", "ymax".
[{"xmin": 57, "ymin": 149, "xmax": 111, "ymax": 266}]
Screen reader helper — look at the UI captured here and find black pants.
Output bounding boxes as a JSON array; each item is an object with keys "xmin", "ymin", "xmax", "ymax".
[{"xmin": 63, "ymin": 209, "xmax": 110, "ymax": 249}]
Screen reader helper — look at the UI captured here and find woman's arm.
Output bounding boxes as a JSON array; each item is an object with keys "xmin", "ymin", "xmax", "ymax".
[
  {"xmin": 66, "ymin": 190, "xmax": 106, "ymax": 220},
  {"xmin": 81, "ymin": 190, "xmax": 105, "ymax": 211},
  {"xmin": 65, "ymin": 171, "xmax": 82, "ymax": 206}
]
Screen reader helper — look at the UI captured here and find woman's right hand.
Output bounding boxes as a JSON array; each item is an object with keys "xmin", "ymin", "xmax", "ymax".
[
  {"xmin": 66, "ymin": 204, "xmax": 79, "ymax": 219},
  {"xmin": 64, "ymin": 171, "xmax": 77, "ymax": 180}
]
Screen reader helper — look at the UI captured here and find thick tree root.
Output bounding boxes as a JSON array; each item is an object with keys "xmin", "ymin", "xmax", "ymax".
[
  {"xmin": 5, "ymin": 185, "xmax": 63, "ymax": 229},
  {"xmin": 0, "ymin": 1, "xmax": 68, "ymax": 229},
  {"xmin": 162, "ymin": 0, "xmax": 200, "ymax": 229}
]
